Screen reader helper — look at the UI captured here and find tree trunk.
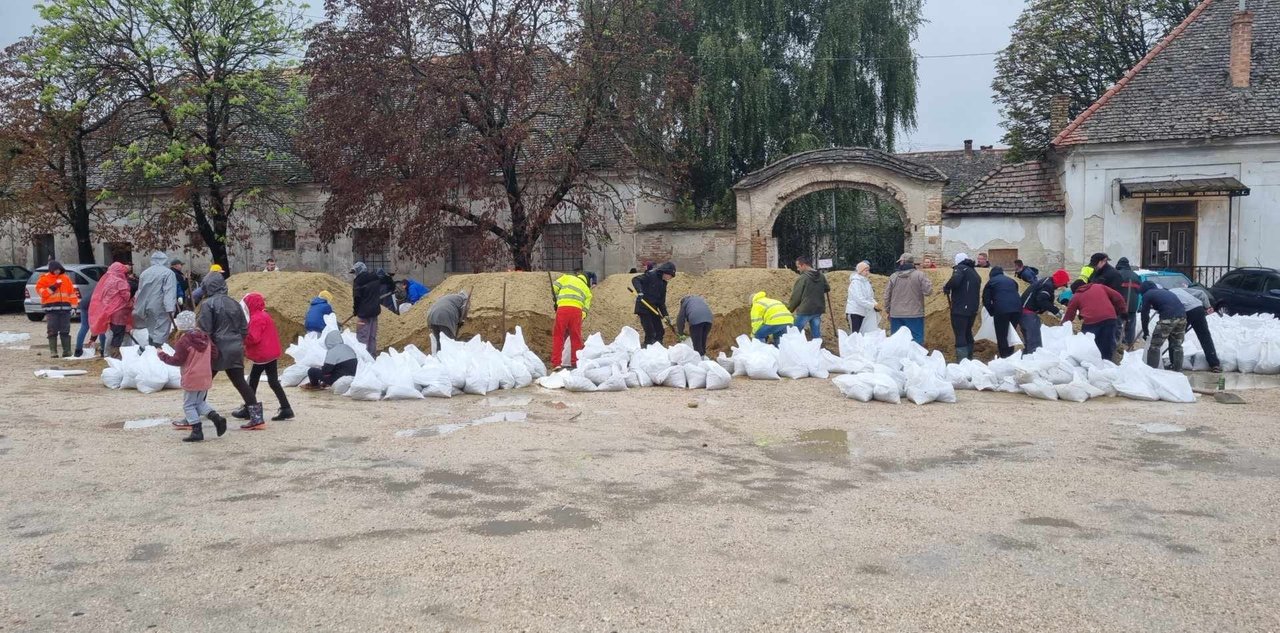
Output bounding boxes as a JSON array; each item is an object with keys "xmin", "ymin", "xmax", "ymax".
[{"xmin": 69, "ymin": 134, "xmax": 95, "ymax": 264}]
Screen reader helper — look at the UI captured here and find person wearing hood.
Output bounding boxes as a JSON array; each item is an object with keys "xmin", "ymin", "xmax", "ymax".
[
  {"xmin": 845, "ymin": 261, "xmax": 879, "ymax": 335},
  {"xmin": 552, "ymin": 273, "xmax": 592, "ymax": 369},
  {"xmin": 1171, "ymin": 286, "xmax": 1221, "ymax": 373},
  {"xmin": 88, "ymin": 262, "xmax": 134, "ymax": 358},
  {"xmin": 1140, "ymin": 281, "xmax": 1187, "ymax": 371},
  {"xmin": 240, "ymin": 292, "xmax": 293, "ymax": 425},
  {"xmin": 36, "ymin": 261, "xmax": 79, "ymax": 357},
  {"xmin": 943, "ymin": 253, "xmax": 982, "ymax": 360},
  {"xmin": 305, "ymin": 290, "xmax": 335, "ymax": 334},
  {"xmin": 404, "ymin": 279, "xmax": 429, "ymax": 304},
  {"xmin": 133, "ymin": 251, "xmax": 178, "ymax": 346},
  {"xmin": 1064, "ymin": 279, "xmax": 1127, "ymax": 361},
  {"xmin": 158, "ymin": 311, "xmax": 227, "ymax": 442},
  {"xmin": 307, "ymin": 330, "xmax": 359, "ymax": 389},
  {"xmin": 884, "ymin": 253, "xmax": 933, "ymax": 345},
  {"xmin": 377, "ymin": 269, "xmax": 397, "ymax": 311},
  {"xmin": 982, "ymin": 266, "xmax": 1022, "ymax": 358},
  {"xmin": 350, "ymin": 262, "xmax": 382, "ymax": 356},
  {"xmin": 750, "ymin": 291, "xmax": 793, "ymax": 345},
  {"xmin": 1114, "ymin": 257, "xmax": 1143, "ymax": 353},
  {"xmin": 427, "ymin": 291, "xmax": 470, "ymax": 354},
  {"xmin": 632, "ymin": 262, "xmax": 675, "ymax": 347},
  {"xmin": 196, "ymin": 273, "xmax": 259, "ymax": 425},
  {"xmin": 787, "ymin": 256, "xmax": 831, "ymax": 339},
  {"xmin": 675, "ymin": 295, "xmax": 714, "ymax": 357},
  {"xmin": 1018, "ymin": 269, "xmax": 1070, "ymax": 354}
]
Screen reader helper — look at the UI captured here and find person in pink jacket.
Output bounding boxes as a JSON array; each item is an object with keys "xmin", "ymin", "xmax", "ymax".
[
  {"xmin": 158, "ymin": 311, "xmax": 227, "ymax": 442},
  {"xmin": 237, "ymin": 292, "xmax": 293, "ymax": 427}
]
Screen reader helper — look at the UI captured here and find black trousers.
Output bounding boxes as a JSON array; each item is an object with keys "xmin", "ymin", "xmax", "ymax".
[
  {"xmin": 249, "ymin": 360, "xmax": 291, "ymax": 409},
  {"xmin": 214, "ymin": 367, "xmax": 256, "ymax": 406},
  {"xmin": 1185, "ymin": 307, "xmax": 1220, "ymax": 368},
  {"xmin": 638, "ymin": 312, "xmax": 665, "ymax": 347},
  {"xmin": 689, "ymin": 323, "xmax": 711, "ymax": 357},
  {"xmin": 993, "ymin": 311, "xmax": 1020, "ymax": 358},
  {"xmin": 847, "ymin": 314, "xmax": 864, "ymax": 333},
  {"xmin": 950, "ymin": 314, "xmax": 976, "ymax": 349},
  {"xmin": 308, "ymin": 359, "xmax": 358, "ymax": 388}
]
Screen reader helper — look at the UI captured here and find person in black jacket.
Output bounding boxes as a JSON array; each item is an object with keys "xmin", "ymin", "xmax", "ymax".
[
  {"xmin": 350, "ymin": 261, "xmax": 383, "ymax": 356},
  {"xmin": 633, "ymin": 262, "xmax": 675, "ymax": 347},
  {"xmin": 1115, "ymin": 257, "xmax": 1143, "ymax": 352},
  {"xmin": 942, "ymin": 253, "xmax": 981, "ymax": 360},
  {"xmin": 1019, "ymin": 269, "xmax": 1070, "ymax": 354},
  {"xmin": 1013, "ymin": 259, "xmax": 1039, "ymax": 284},
  {"xmin": 982, "ymin": 266, "xmax": 1022, "ymax": 358},
  {"xmin": 1088, "ymin": 252, "xmax": 1123, "ymax": 292}
]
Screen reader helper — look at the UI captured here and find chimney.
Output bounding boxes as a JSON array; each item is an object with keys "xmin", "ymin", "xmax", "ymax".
[
  {"xmin": 963, "ymin": 139, "xmax": 974, "ymax": 158},
  {"xmin": 1230, "ymin": 6, "xmax": 1253, "ymax": 88},
  {"xmin": 1050, "ymin": 94, "xmax": 1071, "ymax": 137}
]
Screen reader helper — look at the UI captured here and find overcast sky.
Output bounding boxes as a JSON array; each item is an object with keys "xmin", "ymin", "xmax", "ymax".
[{"xmin": 0, "ymin": 0, "xmax": 1024, "ymax": 152}]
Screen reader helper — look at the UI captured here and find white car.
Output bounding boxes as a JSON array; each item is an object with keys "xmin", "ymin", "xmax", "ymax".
[{"xmin": 23, "ymin": 264, "xmax": 109, "ymax": 322}]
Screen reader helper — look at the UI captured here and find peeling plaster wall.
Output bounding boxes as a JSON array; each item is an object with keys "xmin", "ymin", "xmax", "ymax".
[
  {"xmin": 635, "ymin": 228, "xmax": 737, "ymax": 274},
  {"xmin": 941, "ymin": 215, "xmax": 1065, "ymax": 270},
  {"xmin": 1059, "ymin": 137, "xmax": 1280, "ymax": 270}
]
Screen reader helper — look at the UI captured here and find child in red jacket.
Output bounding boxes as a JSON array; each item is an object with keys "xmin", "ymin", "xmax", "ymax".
[
  {"xmin": 237, "ymin": 292, "xmax": 293, "ymax": 428},
  {"xmin": 158, "ymin": 311, "xmax": 227, "ymax": 442}
]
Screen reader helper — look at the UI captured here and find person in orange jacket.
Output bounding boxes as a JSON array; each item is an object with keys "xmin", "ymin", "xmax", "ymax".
[{"xmin": 36, "ymin": 261, "xmax": 80, "ymax": 358}]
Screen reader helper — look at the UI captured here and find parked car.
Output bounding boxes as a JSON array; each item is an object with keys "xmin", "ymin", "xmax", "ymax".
[
  {"xmin": 1, "ymin": 264, "xmax": 32, "ymax": 312},
  {"xmin": 1211, "ymin": 267, "xmax": 1280, "ymax": 316},
  {"xmin": 23, "ymin": 264, "xmax": 108, "ymax": 322}
]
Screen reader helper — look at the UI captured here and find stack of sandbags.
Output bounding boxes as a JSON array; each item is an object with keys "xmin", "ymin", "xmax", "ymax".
[{"xmin": 535, "ymin": 326, "xmax": 732, "ymax": 392}]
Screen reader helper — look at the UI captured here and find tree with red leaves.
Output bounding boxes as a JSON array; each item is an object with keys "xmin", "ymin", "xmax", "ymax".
[{"xmin": 302, "ymin": 0, "xmax": 690, "ymax": 270}]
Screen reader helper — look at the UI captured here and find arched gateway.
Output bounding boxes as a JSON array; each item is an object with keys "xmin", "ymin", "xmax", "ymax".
[{"xmin": 733, "ymin": 148, "xmax": 948, "ymax": 268}]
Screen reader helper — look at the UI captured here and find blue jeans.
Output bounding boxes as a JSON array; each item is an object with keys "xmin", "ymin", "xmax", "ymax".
[
  {"xmin": 889, "ymin": 317, "xmax": 924, "ymax": 345},
  {"xmin": 75, "ymin": 319, "xmax": 104, "ymax": 354},
  {"xmin": 754, "ymin": 324, "xmax": 788, "ymax": 345},
  {"xmin": 794, "ymin": 314, "xmax": 822, "ymax": 339},
  {"xmin": 1019, "ymin": 312, "xmax": 1043, "ymax": 354}
]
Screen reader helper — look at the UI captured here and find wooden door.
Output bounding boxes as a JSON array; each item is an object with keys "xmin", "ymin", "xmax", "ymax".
[{"xmin": 1142, "ymin": 220, "xmax": 1195, "ymax": 272}]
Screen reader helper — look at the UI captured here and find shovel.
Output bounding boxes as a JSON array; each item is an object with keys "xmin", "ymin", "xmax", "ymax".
[
  {"xmin": 1192, "ymin": 379, "xmax": 1247, "ymax": 405},
  {"xmin": 629, "ymin": 288, "xmax": 681, "ymax": 339}
]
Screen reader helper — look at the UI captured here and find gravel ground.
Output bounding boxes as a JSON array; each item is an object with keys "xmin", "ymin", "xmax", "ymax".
[{"xmin": 1, "ymin": 313, "xmax": 1278, "ymax": 632}]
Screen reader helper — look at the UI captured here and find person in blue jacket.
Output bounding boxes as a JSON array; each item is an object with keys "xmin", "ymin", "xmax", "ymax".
[
  {"xmin": 981, "ymin": 266, "xmax": 1023, "ymax": 358},
  {"xmin": 305, "ymin": 290, "xmax": 335, "ymax": 334},
  {"xmin": 405, "ymin": 279, "xmax": 429, "ymax": 304}
]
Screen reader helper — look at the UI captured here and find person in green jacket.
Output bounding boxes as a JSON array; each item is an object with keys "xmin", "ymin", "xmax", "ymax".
[{"xmin": 787, "ymin": 256, "xmax": 830, "ymax": 339}]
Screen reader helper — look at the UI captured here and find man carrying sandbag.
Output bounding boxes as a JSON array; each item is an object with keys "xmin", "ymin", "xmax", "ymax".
[
  {"xmin": 982, "ymin": 266, "xmax": 1022, "ymax": 359},
  {"xmin": 1140, "ymin": 281, "xmax": 1187, "ymax": 371},
  {"xmin": 1063, "ymin": 279, "xmax": 1127, "ymax": 361},
  {"xmin": 552, "ymin": 272, "xmax": 592, "ymax": 370},
  {"xmin": 884, "ymin": 253, "xmax": 932, "ymax": 345},
  {"xmin": 427, "ymin": 291, "xmax": 470, "ymax": 355}
]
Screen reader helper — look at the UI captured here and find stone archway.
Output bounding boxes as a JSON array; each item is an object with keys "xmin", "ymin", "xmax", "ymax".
[{"xmin": 733, "ymin": 148, "xmax": 948, "ymax": 267}]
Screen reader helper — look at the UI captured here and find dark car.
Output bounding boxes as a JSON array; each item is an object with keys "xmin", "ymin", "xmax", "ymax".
[
  {"xmin": 1, "ymin": 264, "xmax": 32, "ymax": 311},
  {"xmin": 1211, "ymin": 267, "xmax": 1280, "ymax": 316}
]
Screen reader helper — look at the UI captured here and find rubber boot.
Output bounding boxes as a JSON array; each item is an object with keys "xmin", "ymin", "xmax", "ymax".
[
  {"xmin": 208, "ymin": 411, "xmax": 228, "ymax": 437},
  {"xmin": 240, "ymin": 403, "xmax": 265, "ymax": 430},
  {"xmin": 272, "ymin": 406, "xmax": 294, "ymax": 422},
  {"xmin": 955, "ymin": 346, "xmax": 971, "ymax": 362},
  {"xmin": 183, "ymin": 422, "xmax": 204, "ymax": 442},
  {"xmin": 60, "ymin": 334, "xmax": 72, "ymax": 358},
  {"xmin": 1169, "ymin": 349, "xmax": 1184, "ymax": 372},
  {"xmin": 47, "ymin": 336, "xmax": 58, "ymax": 356},
  {"xmin": 74, "ymin": 346, "xmax": 83, "ymax": 358},
  {"xmin": 231, "ymin": 405, "xmax": 250, "ymax": 420}
]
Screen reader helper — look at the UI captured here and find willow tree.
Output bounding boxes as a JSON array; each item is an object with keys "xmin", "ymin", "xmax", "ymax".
[{"xmin": 687, "ymin": 0, "xmax": 923, "ymax": 218}]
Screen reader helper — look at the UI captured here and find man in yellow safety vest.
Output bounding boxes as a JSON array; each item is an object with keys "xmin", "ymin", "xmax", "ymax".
[
  {"xmin": 750, "ymin": 291, "xmax": 793, "ymax": 345},
  {"xmin": 552, "ymin": 272, "xmax": 593, "ymax": 369}
]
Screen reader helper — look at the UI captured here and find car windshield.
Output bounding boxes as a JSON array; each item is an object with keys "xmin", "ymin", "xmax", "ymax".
[
  {"xmin": 1146, "ymin": 274, "xmax": 1190, "ymax": 290},
  {"xmin": 79, "ymin": 267, "xmax": 105, "ymax": 281}
]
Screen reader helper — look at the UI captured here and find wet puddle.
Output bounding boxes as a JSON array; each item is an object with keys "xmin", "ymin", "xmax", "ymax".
[
  {"xmin": 396, "ymin": 411, "xmax": 528, "ymax": 438},
  {"xmin": 763, "ymin": 429, "xmax": 850, "ymax": 463},
  {"xmin": 1187, "ymin": 373, "xmax": 1280, "ymax": 391},
  {"xmin": 482, "ymin": 395, "xmax": 532, "ymax": 408},
  {"xmin": 1111, "ymin": 420, "xmax": 1187, "ymax": 434}
]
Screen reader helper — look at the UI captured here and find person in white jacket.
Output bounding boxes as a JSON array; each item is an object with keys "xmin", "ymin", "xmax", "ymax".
[{"xmin": 845, "ymin": 261, "xmax": 879, "ymax": 334}]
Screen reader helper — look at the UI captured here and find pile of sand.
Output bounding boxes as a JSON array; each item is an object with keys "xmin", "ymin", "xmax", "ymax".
[{"xmin": 380, "ymin": 272, "xmax": 562, "ymax": 353}]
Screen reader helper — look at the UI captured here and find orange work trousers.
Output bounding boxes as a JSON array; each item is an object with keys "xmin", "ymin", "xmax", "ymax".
[{"xmin": 552, "ymin": 306, "xmax": 584, "ymax": 368}]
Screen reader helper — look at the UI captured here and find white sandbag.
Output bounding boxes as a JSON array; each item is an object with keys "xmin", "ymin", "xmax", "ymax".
[
  {"xmin": 946, "ymin": 364, "xmax": 975, "ymax": 390},
  {"xmin": 975, "ymin": 308, "xmax": 1023, "ymax": 346},
  {"xmin": 563, "ymin": 372, "xmax": 598, "ymax": 393},
  {"xmin": 867, "ymin": 372, "xmax": 903, "ymax": 404},
  {"xmin": 346, "ymin": 363, "xmax": 385, "ymax": 401},
  {"xmin": 833, "ymin": 373, "xmax": 876, "ymax": 402},
  {"xmin": 1256, "ymin": 340, "xmax": 1280, "ymax": 375},
  {"xmin": 683, "ymin": 362, "xmax": 708, "ymax": 389},
  {"xmin": 1054, "ymin": 380, "xmax": 1092, "ymax": 403},
  {"xmin": 535, "ymin": 369, "xmax": 569, "ymax": 390},
  {"xmin": 280, "ymin": 363, "xmax": 311, "ymax": 388},
  {"xmin": 963, "ymin": 359, "xmax": 998, "ymax": 391},
  {"xmin": 716, "ymin": 352, "xmax": 735, "ymax": 374},
  {"xmin": 904, "ymin": 362, "xmax": 957, "ymax": 405},
  {"xmin": 331, "ymin": 375, "xmax": 354, "ymax": 396},
  {"xmin": 662, "ymin": 366, "xmax": 688, "ymax": 389},
  {"xmin": 1065, "ymin": 333, "xmax": 1104, "ymax": 367},
  {"xmin": 668, "ymin": 343, "xmax": 702, "ymax": 366},
  {"xmin": 134, "ymin": 348, "xmax": 171, "ymax": 394},
  {"xmin": 876, "ymin": 327, "xmax": 926, "ymax": 370},
  {"xmin": 1114, "ymin": 359, "xmax": 1159, "ymax": 402},
  {"xmin": 704, "ymin": 360, "xmax": 732, "ymax": 391},
  {"xmin": 744, "ymin": 353, "xmax": 780, "ymax": 380},
  {"xmin": 634, "ymin": 345, "xmax": 673, "ymax": 379},
  {"xmin": 1021, "ymin": 379, "xmax": 1059, "ymax": 401},
  {"xmin": 595, "ymin": 370, "xmax": 629, "ymax": 393},
  {"xmin": 1147, "ymin": 369, "xmax": 1196, "ymax": 403},
  {"xmin": 1087, "ymin": 365, "xmax": 1119, "ymax": 397},
  {"xmin": 582, "ymin": 364, "xmax": 615, "ymax": 386},
  {"xmin": 417, "ymin": 363, "xmax": 454, "ymax": 398},
  {"xmin": 101, "ymin": 363, "xmax": 124, "ymax": 390},
  {"xmin": 1236, "ymin": 342, "xmax": 1260, "ymax": 373},
  {"xmin": 505, "ymin": 356, "xmax": 534, "ymax": 388}
]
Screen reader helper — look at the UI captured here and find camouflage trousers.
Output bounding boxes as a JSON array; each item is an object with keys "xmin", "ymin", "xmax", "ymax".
[{"xmin": 1146, "ymin": 317, "xmax": 1187, "ymax": 371}]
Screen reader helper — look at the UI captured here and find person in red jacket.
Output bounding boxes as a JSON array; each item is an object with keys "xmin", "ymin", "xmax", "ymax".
[
  {"xmin": 158, "ymin": 311, "xmax": 227, "ymax": 442},
  {"xmin": 1063, "ymin": 280, "xmax": 1127, "ymax": 361},
  {"xmin": 238, "ymin": 292, "xmax": 293, "ymax": 427}
]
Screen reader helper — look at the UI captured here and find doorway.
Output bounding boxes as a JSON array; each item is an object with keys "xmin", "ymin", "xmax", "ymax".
[{"xmin": 1141, "ymin": 202, "xmax": 1196, "ymax": 273}]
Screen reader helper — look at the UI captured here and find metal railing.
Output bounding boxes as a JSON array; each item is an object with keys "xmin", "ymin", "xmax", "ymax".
[{"xmin": 1159, "ymin": 265, "xmax": 1233, "ymax": 287}]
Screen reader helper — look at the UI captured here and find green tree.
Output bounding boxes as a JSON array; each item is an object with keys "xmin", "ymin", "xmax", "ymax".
[
  {"xmin": 687, "ymin": 0, "xmax": 923, "ymax": 218},
  {"xmin": 37, "ymin": 0, "xmax": 308, "ymax": 269},
  {"xmin": 992, "ymin": 0, "xmax": 1197, "ymax": 161}
]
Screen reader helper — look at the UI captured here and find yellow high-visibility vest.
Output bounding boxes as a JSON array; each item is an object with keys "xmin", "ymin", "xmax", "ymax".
[
  {"xmin": 750, "ymin": 292, "xmax": 793, "ymax": 335},
  {"xmin": 554, "ymin": 274, "xmax": 592, "ymax": 313}
]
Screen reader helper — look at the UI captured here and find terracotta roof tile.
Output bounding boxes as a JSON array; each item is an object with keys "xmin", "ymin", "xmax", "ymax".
[{"xmin": 942, "ymin": 160, "xmax": 1064, "ymax": 216}]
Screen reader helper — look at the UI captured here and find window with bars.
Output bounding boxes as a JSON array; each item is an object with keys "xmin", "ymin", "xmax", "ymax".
[
  {"xmin": 353, "ymin": 228, "xmax": 391, "ymax": 272},
  {"xmin": 542, "ymin": 223, "xmax": 583, "ymax": 272},
  {"xmin": 446, "ymin": 227, "xmax": 487, "ymax": 273},
  {"xmin": 271, "ymin": 230, "xmax": 297, "ymax": 251}
]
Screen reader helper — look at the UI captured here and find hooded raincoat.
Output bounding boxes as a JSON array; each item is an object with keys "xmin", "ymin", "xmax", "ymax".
[
  {"xmin": 89, "ymin": 262, "xmax": 133, "ymax": 336},
  {"xmin": 196, "ymin": 273, "xmax": 248, "ymax": 371},
  {"xmin": 243, "ymin": 292, "xmax": 283, "ymax": 364},
  {"xmin": 133, "ymin": 251, "xmax": 178, "ymax": 343}
]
